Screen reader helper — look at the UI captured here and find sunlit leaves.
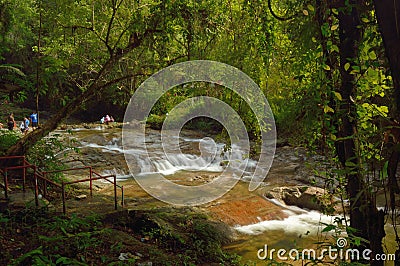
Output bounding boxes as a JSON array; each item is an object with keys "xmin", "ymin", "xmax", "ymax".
[
  {"xmin": 333, "ymin": 92, "xmax": 342, "ymax": 101},
  {"xmin": 330, "ymin": 44, "xmax": 339, "ymax": 53},
  {"xmin": 368, "ymin": 50, "xmax": 377, "ymax": 60},
  {"xmin": 360, "ymin": 103, "xmax": 388, "ymax": 117},
  {"xmin": 350, "ymin": 65, "xmax": 360, "ymax": 74},
  {"xmin": 324, "ymin": 105, "xmax": 334, "ymax": 113},
  {"xmin": 361, "ymin": 17, "xmax": 369, "ymax": 23},
  {"xmin": 323, "ymin": 64, "xmax": 331, "ymax": 71},
  {"xmin": 330, "ymin": 24, "xmax": 338, "ymax": 31}
]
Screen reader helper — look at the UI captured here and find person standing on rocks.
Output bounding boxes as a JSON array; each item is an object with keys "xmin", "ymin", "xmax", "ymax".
[
  {"xmin": 7, "ymin": 113, "xmax": 15, "ymax": 131},
  {"xmin": 30, "ymin": 111, "xmax": 38, "ymax": 130},
  {"xmin": 20, "ymin": 116, "xmax": 30, "ymax": 135}
]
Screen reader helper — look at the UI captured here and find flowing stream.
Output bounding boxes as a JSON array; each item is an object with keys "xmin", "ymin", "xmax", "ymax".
[{"xmin": 55, "ymin": 126, "xmax": 397, "ymax": 265}]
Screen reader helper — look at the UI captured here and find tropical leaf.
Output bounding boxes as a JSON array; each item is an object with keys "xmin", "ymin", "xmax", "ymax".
[{"xmin": 0, "ymin": 65, "xmax": 25, "ymax": 77}]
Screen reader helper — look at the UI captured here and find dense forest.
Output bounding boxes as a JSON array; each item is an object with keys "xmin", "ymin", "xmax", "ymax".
[{"xmin": 1, "ymin": 0, "xmax": 400, "ymax": 265}]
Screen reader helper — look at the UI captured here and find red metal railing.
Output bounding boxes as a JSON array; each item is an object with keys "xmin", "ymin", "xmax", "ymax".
[
  {"xmin": 92, "ymin": 170, "xmax": 125, "ymax": 211},
  {"xmin": 0, "ymin": 156, "xmax": 124, "ymax": 214},
  {"xmin": 0, "ymin": 156, "xmax": 29, "ymax": 198},
  {"xmin": 43, "ymin": 167, "xmax": 124, "ymax": 214}
]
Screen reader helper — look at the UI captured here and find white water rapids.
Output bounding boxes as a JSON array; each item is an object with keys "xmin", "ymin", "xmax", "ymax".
[
  {"xmin": 78, "ymin": 132, "xmax": 257, "ymax": 180},
  {"xmin": 59, "ymin": 127, "xmax": 384, "ymax": 264}
]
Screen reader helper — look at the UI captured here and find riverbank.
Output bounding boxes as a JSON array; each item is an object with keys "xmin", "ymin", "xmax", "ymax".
[{"xmin": 0, "ymin": 203, "xmax": 241, "ymax": 265}]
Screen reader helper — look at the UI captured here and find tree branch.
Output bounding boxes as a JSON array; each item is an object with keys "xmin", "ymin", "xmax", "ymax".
[{"xmin": 3, "ymin": 26, "xmax": 159, "ymax": 157}]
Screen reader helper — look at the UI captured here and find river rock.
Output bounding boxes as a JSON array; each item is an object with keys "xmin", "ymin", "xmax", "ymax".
[
  {"xmin": 63, "ymin": 158, "xmax": 86, "ymax": 169},
  {"xmin": 265, "ymin": 186, "xmax": 342, "ymax": 214},
  {"xmin": 58, "ymin": 122, "xmax": 125, "ymax": 131},
  {"xmin": 269, "ymin": 163, "xmax": 300, "ymax": 174},
  {"xmin": 124, "ymin": 119, "xmax": 145, "ymax": 130},
  {"xmin": 75, "ymin": 194, "xmax": 87, "ymax": 200},
  {"xmin": 80, "ymin": 134, "xmax": 109, "ymax": 144}
]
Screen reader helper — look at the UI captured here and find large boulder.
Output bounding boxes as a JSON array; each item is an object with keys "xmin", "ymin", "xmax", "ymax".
[{"xmin": 265, "ymin": 186, "xmax": 344, "ymax": 214}]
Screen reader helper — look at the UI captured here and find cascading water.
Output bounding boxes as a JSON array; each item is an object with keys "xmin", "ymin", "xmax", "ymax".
[
  {"xmin": 77, "ymin": 129, "xmax": 258, "ymax": 180},
  {"xmin": 58, "ymin": 127, "xmax": 361, "ymax": 264}
]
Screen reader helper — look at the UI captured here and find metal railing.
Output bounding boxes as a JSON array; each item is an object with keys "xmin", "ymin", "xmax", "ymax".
[
  {"xmin": 43, "ymin": 167, "xmax": 124, "ymax": 214},
  {"xmin": 0, "ymin": 156, "xmax": 124, "ymax": 214},
  {"xmin": 0, "ymin": 156, "xmax": 29, "ymax": 198}
]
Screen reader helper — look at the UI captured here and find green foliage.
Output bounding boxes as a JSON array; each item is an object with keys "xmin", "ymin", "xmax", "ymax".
[
  {"xmin": 0, "ymin": 128, "xmax": 78, "ymax": 183},
  {"xmin": 0, "ymin": 130, "xmax": 20, "ymax": 155},
  {"xmin": 0, "ymin": 0, "xmax": 274, "ymax": 138},
  {"xmin": 184, "ymin": 117, "xmax": 222, "ymax": 132},
  {"xmin": 42, "ymin": 213, "xmax": 102, "ymax": 235},
  {"xmin": 7, "ymin": 212, "xmax": 104, "ymax": 266},
  {"xmin": 26, "ymin": 133, "xmax": 79, "ymax": 181},
  {"xmin": 10, "ymin": 246, "xmax": 89, "ymax": 266},
  {"xmin": 2, "ymin": 207, "xmax": 240, "ymax": 266},
  {"xmin": 0, "ymin": 64, "xmax": 25, "ymax": 77},
  {"xmin": 146, "ymin": 114, "xmax": 165, "ymax": 130},
  {"xmin": 135, "ymin": 209, "xmax": 239, "ymax": 265}
]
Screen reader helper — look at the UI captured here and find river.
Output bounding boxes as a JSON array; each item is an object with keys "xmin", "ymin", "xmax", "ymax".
[{"xmin": 53, "ymin": 126, "xmax": 396, "ymax": 265}]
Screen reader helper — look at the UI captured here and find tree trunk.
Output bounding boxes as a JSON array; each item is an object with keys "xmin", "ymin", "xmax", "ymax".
[
  {"xmin": 337, "ymin": 0, "xmax": 365, "ymax": 236},
  {"xmin": 373, "ymin": 0, "xmax": 400, "ymax": 261},
  {"xmin": 36, "ymin": 0, "xmax": 42, "ymax": 126},
  {"xmin": 373, "ymin": 0, "xmax": 400, "ymax": 113},
  {"xmin": 336, "ymin": 1, "xmax": 385, "ymax": 264},
  {"xmin": 3, "ymin": 29, "xmax": 152, "ymax": 158}
]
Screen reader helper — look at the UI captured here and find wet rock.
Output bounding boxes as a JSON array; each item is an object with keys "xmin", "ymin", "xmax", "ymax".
[
  {"xmin": 124, "ymin": 119, "xmax": 145, "ymax": 130},
  {"xmin": 80, "ymin": 134, "xmax": 109, "ymax": 144},
  {"xmin": 191, "ymin": 174, "xmax": 216, "ymax": 183},
  {"xmin": 6, "ymin": 191, "xmax": 50, "ymax": 209},
  {"xmin": 270, "ymin": 163, "xmax": 300, "ymax": 174},
  {"xmin": 118, "ymin": 252, "xmax": 140, "ymax": 261},
  {"xmin": 58, "ymin": 122, "xmax": 125, "ymax": 131},
  {"xmin": 63, "ymin": 159, "xmax": 86, "ymax": 169},
  {"xmin": 284, "ymin": 186, "xmax": 324, "ymax": 209},
  {"xmin": 75, "ymin": 194, "xmax": 87, "ymax": 200},
  {"xmin": 265, "ymin": 186, "xmax": 342, "ymax": 214}
]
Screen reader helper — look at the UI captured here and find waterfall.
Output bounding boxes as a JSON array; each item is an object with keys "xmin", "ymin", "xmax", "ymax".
[{"xmin": 80, "ymin": 133, "xmax": 260, "ymax": 177}]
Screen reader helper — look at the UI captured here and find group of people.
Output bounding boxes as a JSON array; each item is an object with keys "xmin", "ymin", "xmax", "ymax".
[
  {"xmin": 100, "ymin": 114, "xmax": 115, "ymax": 125},
  {"xmin": 2, "ymin": 111, "xmax": 38, "ymax": 135}
]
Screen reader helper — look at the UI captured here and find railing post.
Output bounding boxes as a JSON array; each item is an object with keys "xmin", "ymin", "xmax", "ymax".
[
  {"xmin": 43, "ymin": 180, "xmax": 47, "ymax": 198},
  {"xmin": 62, "ymin": 182, "xmax": 66, "ymax": 215},
  {"xmin": 4, "ymin": 169, "xmax": 8, "ymax": 199},
  {"xmin": 34, "ymin": 166, "xmax": 39, "ymax": 206},
  {"xmin": 42, "ymin": 172, "xmax": 47, "ymax": 198},
  {"xmin": 22, "ymin": 158, "xmax": 26, "ymax": 192},
  {"xmin": 89, "ymin": 167, "xmax": 93, "ymax": 197},
  {"xmin": 121, "ymin": 186, "xmax": 124, "ymax": 207},
  {"xmin": 114, "ymin": 175, "xmax": 117, "ymax": 210}
]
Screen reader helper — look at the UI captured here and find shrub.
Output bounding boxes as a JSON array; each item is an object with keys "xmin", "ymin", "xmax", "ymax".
[{"xmin": 0, "ymin": 130, "xmax": 20, "ymax": 156}]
